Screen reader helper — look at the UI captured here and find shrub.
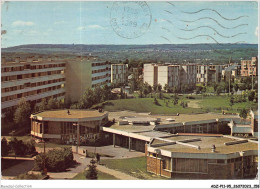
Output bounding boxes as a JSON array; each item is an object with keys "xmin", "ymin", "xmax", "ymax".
[
  {"xmin": 34, "ymin": 147, "xmax": 74, "ymax": 172},
  {"xmin": 1, "ymin": 137, "xmax": 10, "ymax": 156},
  {"xmin": 17, "ymin": 173, "xmax": 43, "ymax": 180},
  {"xmin": 85, "ymin": 159, "xmax": 98, "ymax": 180}
]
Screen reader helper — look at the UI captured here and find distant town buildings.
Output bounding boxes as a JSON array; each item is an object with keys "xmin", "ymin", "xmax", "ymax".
[
  {"xmin": 1, "ymin": 56, "xmax": 66, "ymax": 112},
  {"xmin": 111, "ymin": 64, "xmax": 128, "ymax": 85},
  {"xmin": 241, "ymin": 57, "xmax": 258, "ymax": 77}
]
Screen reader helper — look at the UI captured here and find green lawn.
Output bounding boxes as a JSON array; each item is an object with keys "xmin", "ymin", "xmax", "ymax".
[
  {"xmin": 73, "ymin": 170, "xmax": 119, "ymax": 180},
  {"xmin": 100, "ymin": 157, "xmax": 167, "ymax": 180},
  {"xmin": 97, "ymin": 94, "xmax": 257, "ymax": 114},
  {"xmin": 99, "ymin": 98, "xmax": 206, "ymax": 114},
  {"xmin": 197, "ymin": 95, "xmax": 258, "ymax": 113}
]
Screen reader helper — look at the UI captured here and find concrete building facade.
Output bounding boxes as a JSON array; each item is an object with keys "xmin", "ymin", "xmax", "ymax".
[
  {"xmin": 143, "ymin": 64, "xmax": 180, "ymax": 88},
  {"xmin": 179, "ymin": 64, "xmax": 197, "ymax": 88},
  {"xmin": 241, "ymin": 57, "xmax": 258, "ymax": 77},
  {"xmin": 65, "ymin": 56, "xmax": 111, "ymax": 103},
  {"xmin": 111, "ymin": 64, "xmax": 128, "ymax": 85},
  {"xmin": 1, "ymin": 56, "xmax": 66, "ymax": 113}
]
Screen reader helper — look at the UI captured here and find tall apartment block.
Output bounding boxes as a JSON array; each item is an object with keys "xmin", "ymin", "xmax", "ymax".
[
  {"xmin": 179, "ymin": 64, "xmax": 197, "ymax": 88},
  {"xmin": 196, "ymin": 65, "xmax": 209, "ymax": 84},
  {"xmin": 111, "ymin": 64, "xmax": 128, "ymax": 85},
  {"xmin": 197, "ymin": 65, "xmax": 225, "ymax": 84},
  {"xmin": 65, "ymin": 56, "xmax": 111, "ymax": 103},
  {"xmin": 1, "ymin": 56, "xmax": 66, "ymax": 113},
  {"xmin": 241, "ymin": 57, "xmax": 258, "ymax": 77},
  {"xmin": 143, "ymin": 64, "xmax": 180, "ymax": 88}
]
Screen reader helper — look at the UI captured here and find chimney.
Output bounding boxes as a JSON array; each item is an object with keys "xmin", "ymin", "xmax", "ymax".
[
  {"xmin": 211, "ymin": 144, "xmax": 216, "ymax": 152},
  {"xmin": 26, "ymin": 57, "xmax": 33, "ymax": 63},
  {"xmin": 38, "ymin": 56, "xmax": 43, "ymax": 62},
  {"xmin": 15, "ymin": 57, "xmax": 21, "ymax": 63},
  {"xmin": 1, "ymin": 57, "xmax": 6, "ymax": 64}
]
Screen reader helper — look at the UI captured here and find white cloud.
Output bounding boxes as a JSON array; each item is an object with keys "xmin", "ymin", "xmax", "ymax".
[
  {"xmin": 77, "ymin": 26, "xmax": 87, "ymax": 31},
  {"xmin": 255, "ymin": 26, "xmax": 258, "ymax": 37},
  {"xmin": 77, "ymin": 25, "xmax": 104, "ymax": 31},
  {"xmin": 12, "ymin": 20, "xmax": 34, "ymax": 27},
  {"xmin": 54, "ymin": 21, "xmax": 66, "ymax": 25},
  {"xmin": 88, "ymin": 25, "xmax": 104, "ymax": 29}
]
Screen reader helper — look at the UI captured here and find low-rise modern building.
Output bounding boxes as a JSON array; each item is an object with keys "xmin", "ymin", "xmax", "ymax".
[
  {"xmin": 30, "ymin": 109, "xmax": 109, "ymax": 144},
  {"xmin": 1, "ymin": 56, "xmax": 66, "ymax": 114},
  {"xmin": 146, "ymin": 133, "xmax": 258, "ymax": 179},
  {"xmin": 111, "ymin": 64, "xmax": 128, "ymax": 85},
  {"xmin": 241, "ymin": 57, "xmax": 258, "ymax": 77}
]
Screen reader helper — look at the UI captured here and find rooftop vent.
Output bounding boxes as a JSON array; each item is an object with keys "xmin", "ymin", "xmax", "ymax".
[{"xmin": 224, "ymin": 140, "xmax": 248, "ymax": 146}]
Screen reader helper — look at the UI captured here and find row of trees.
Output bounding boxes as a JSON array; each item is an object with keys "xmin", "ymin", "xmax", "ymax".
[
  {"xmin": 2, "ymin": 97, "xmax": 64, "ymax": 134},
  {"xmin": 70, "ymin": 85, "xmax": 114, "ymax": 109},
  {"xmin": 1, "ymin": 137, "xmax": 36, "ymax": 157}
]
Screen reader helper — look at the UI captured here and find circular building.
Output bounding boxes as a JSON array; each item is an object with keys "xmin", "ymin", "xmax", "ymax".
[{"xmin": 30, "ymin": 109, "xmax": 108, "ymax": 144}]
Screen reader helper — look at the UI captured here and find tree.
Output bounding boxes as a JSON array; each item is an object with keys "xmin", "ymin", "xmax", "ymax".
[
  {"xmin": 216, "ymin": 86, "xmax": 222, "ymax": 95},
  {"xmin": 38, "ymin": 98, "xmax": 47, "ymax": 112},
  {"xmin": 234, "ymin": 83, "xmax": 239, "ymax": 93},
  {"xmin": 9, "ymin": 138, "xmax": 27, "ymax": 156},
  {"xmin": 173, "ymin": 94, "xmax": 179, "ymax": 105},
  {"xmin": 248, "ymin": 91, "xmax": 255, "ymax": 101},
  {"xmin": 229, "ymin": 96, "xmax": 234, "ymax": 108},
  {"xmin": 13, "ymin": 98, "xmax": 31, "ymax": 128},
  {"xmin": 47, "ymin": 97, "xmax": 58, "ymax": 110},
  {"xmin": 85, "ymin": 159, "xmax": 98, "ymax": 180},
  {"xmin": 239, "ymin": 108, "xmax": 248, "ymax": 121},
  {"xmin": 1, "ymin": 137, "xmax": 9, "ymax": 156}
]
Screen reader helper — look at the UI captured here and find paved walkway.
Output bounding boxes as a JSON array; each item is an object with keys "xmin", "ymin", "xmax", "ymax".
[
  {"xmin": 2, "ymin": 159, "xmax": 35, "ymax": 177},
  {"xmin": 76, "ymin": 145, "xmax": 144, "ymax": 159}
]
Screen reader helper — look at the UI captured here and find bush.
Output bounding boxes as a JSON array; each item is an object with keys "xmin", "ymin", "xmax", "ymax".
[
  {"xmin": 1, "ymin": 137, "xmax": 10, "ymax": 156},
  {"xmin": 34, "ymin": 147, "xmax": 74, "ymax": 172},
  {"xmin": 17, "ymin": 173, "xmax": 43, "ymax": 180},
  {"xmin": 9, "ymin": 138, "xmax": 36, "ymax": 156}
]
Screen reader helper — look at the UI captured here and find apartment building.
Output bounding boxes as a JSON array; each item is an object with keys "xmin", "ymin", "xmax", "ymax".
[
  {"xmin": 197, "ymin": 65, "xmax": 225, "ymax": 84},
  {"xmin": 180, "ymin": 64, "xmax": 196, "ymax": 88},
  {"xmin": 196, "ymin": 65, "xmax": 209, "ymax": 84},
  {"xmin": 241, "ymin": 57, "xmax": 258, "ymax": 77},
  {"xmin": 111, "ymin": 64, "xmax": 128, "ymax": 85},
  {"xmin": 143, "ymin": 64, "xmax": 180, "ymax": 88},
  {"xmin": 65, "ymin": 56, "xmax": 111, "ymax": 103},
  {"xmin": 1, "ymin": 56, "xmax": 66, "ymax": 113}
]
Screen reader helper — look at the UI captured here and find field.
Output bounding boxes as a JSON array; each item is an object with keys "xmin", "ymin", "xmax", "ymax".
[
  {"xmin": 98, "ymin": 94, "xmax": 257, "ymax": 114},
  {"xmin": 100, "ymin": 157, "xmax": 167, "ymax": 180},
  {"xmin": 72, "ymin": 170, "xmax": 119, "ymax": 180}
]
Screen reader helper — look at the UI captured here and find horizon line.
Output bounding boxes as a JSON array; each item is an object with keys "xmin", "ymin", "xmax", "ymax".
[{"xmin": 2, "ymin": 43, "xmax": 258, "ymax": 49}]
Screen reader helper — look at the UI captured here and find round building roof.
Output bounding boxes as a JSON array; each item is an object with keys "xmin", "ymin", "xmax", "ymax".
[{"xmin": 31, "ymin": 109, "xmax": 108, "ymax": 122}]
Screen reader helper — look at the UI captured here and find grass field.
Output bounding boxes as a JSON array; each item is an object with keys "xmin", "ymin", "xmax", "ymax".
[
  {"xmin": 98, "ymin": 94, "xmax": 257, "ymax": 114},
  {"xmin": 100, "ymin": 157, "xmax": 167, "ymax": 180},
  {"xmin": 72, "ymin": 170, "xmax": 119, "ymax": 180}
]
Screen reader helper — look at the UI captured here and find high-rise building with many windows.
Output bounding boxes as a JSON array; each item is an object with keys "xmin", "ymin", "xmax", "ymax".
[{"xmin": 1, "ymin": 56, "xmax": 66, "ymax": 113}]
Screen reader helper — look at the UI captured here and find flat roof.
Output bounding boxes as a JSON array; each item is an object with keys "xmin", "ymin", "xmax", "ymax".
[
  {"xmin": 151, "ymin": 135, "xmax": 258, "ymax": 154},
  {"xmin": 108, "ymin": 111, "xmax": 239, "ymax": 126},
  {"xmin": 32, "ymin": 109, "xmax": 107, "ymax": 119}
]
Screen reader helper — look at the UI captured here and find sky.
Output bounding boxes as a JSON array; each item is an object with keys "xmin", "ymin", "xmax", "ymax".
[{"xmin": 1, "ymin": 1, "xmax": 258, "ymax": 47}]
